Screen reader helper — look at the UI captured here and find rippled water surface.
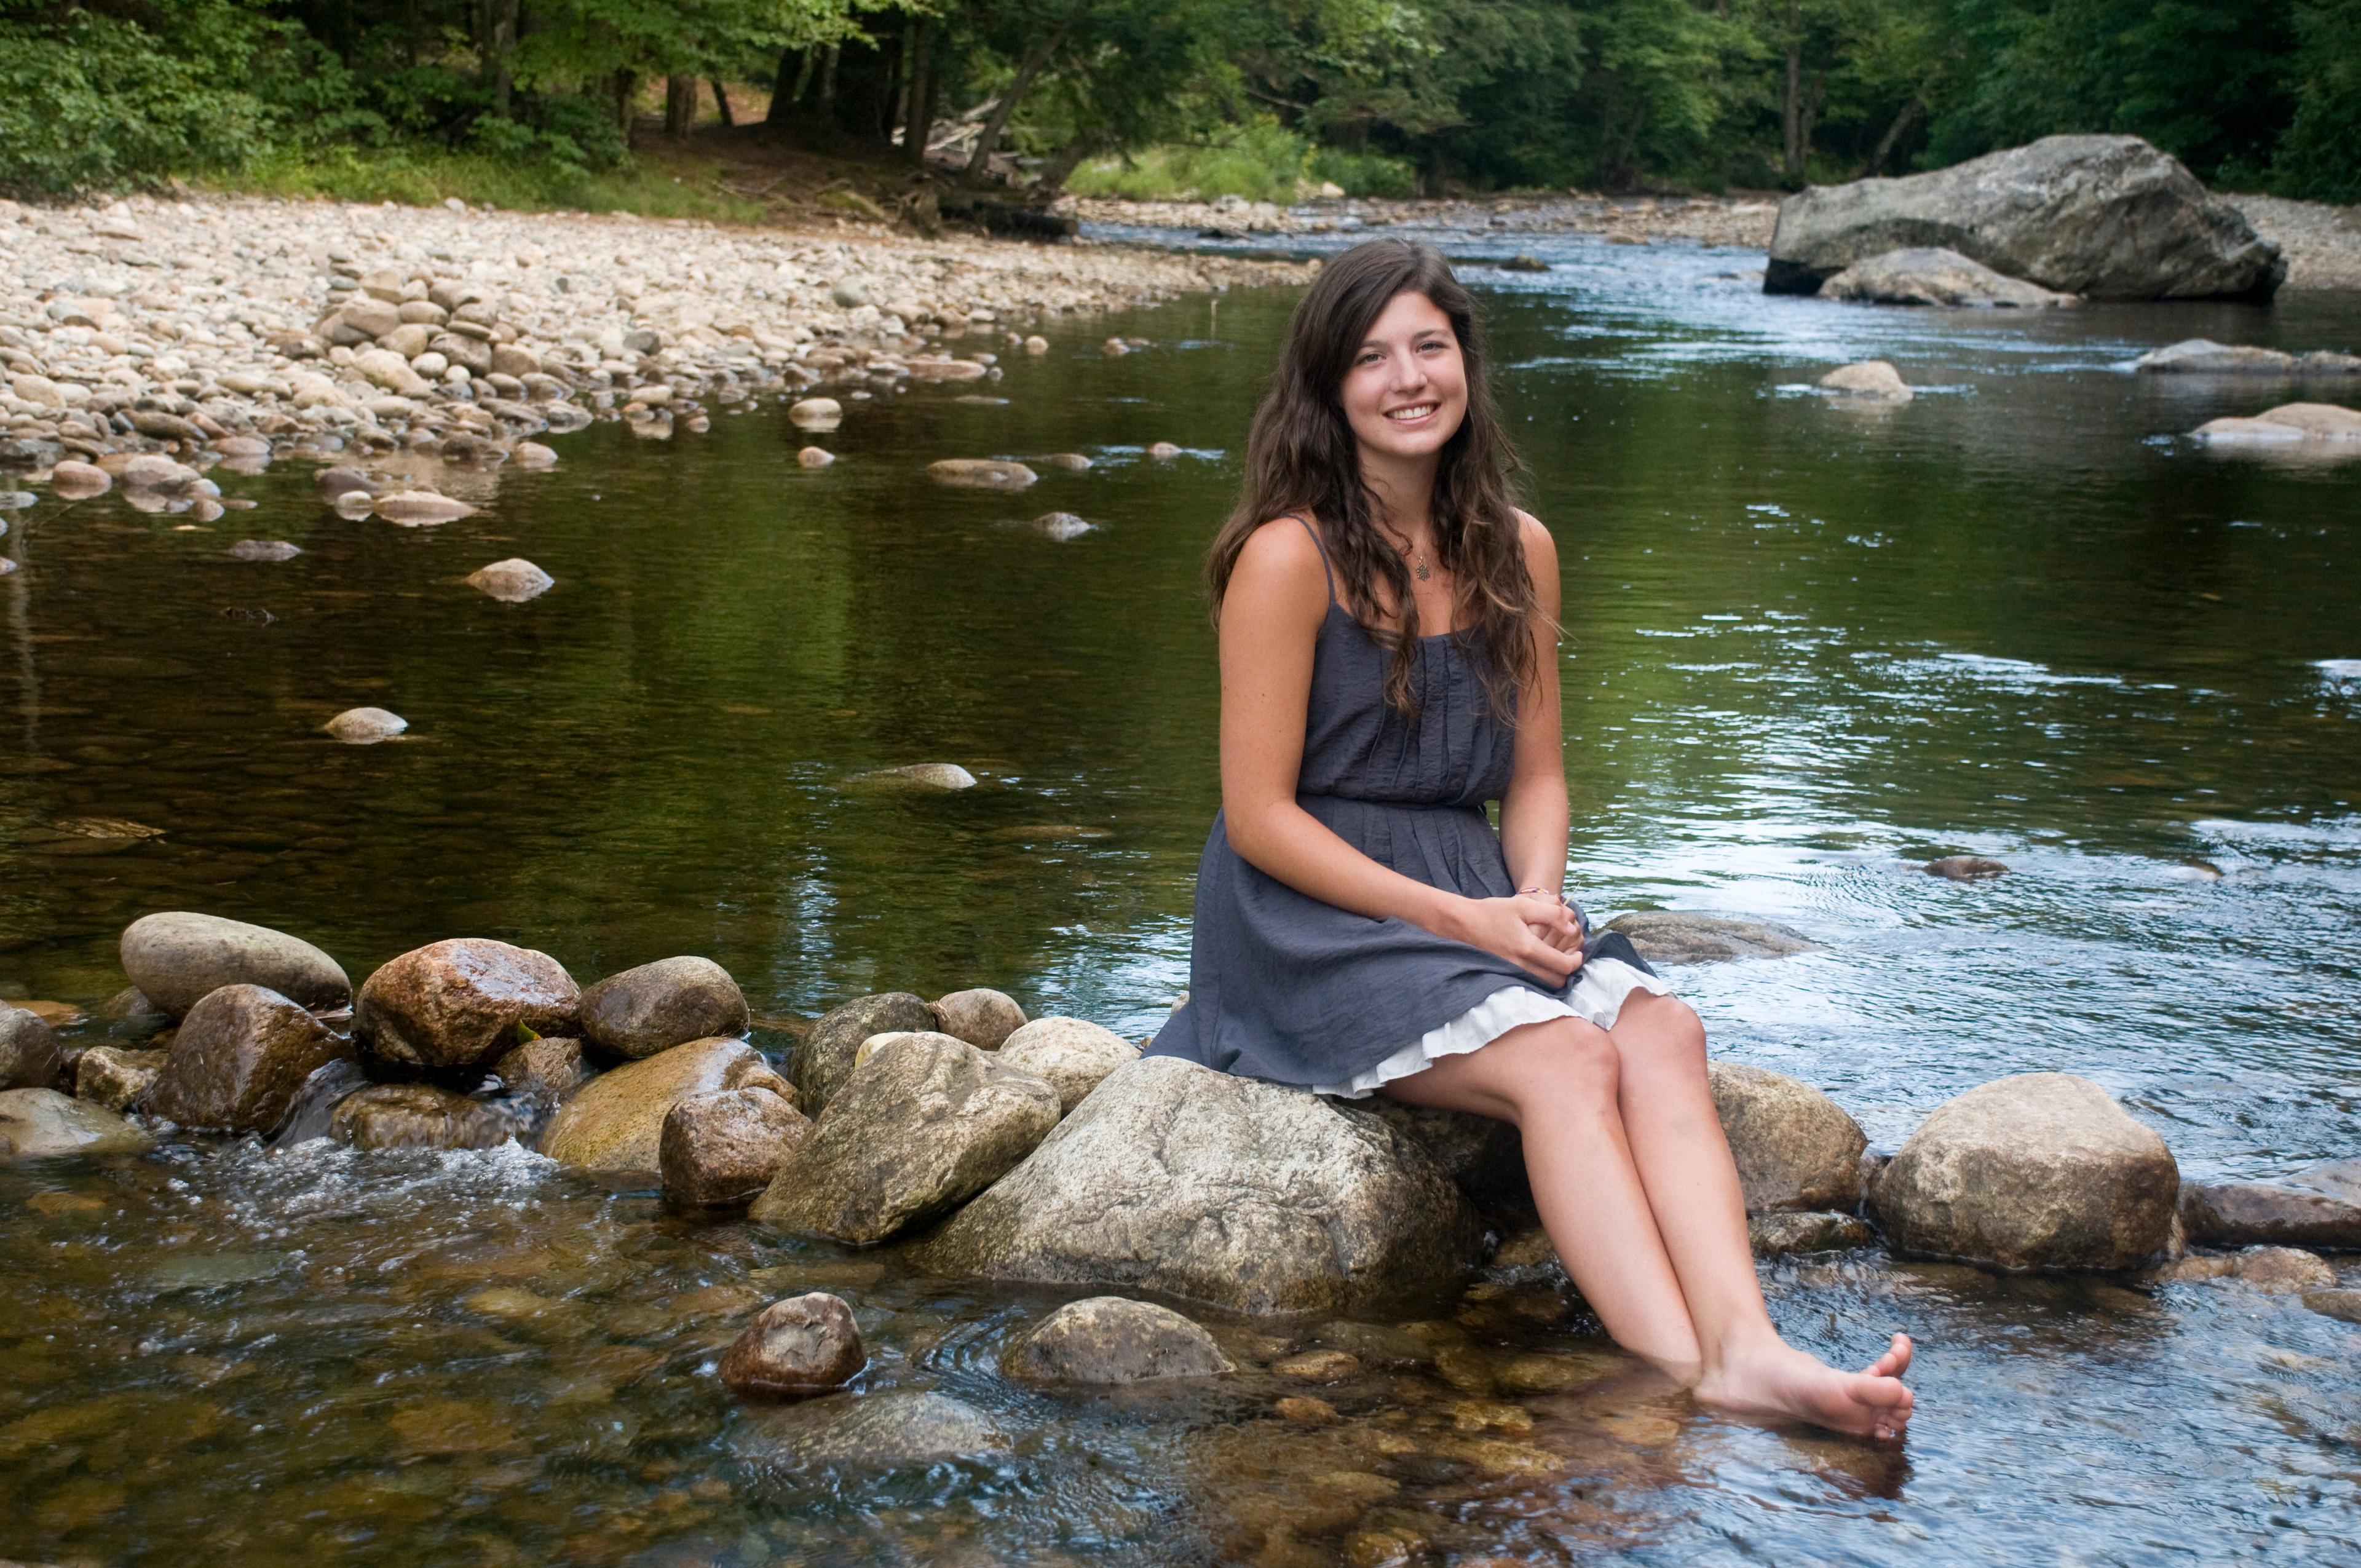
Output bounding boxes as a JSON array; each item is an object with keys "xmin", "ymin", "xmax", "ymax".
[{"xmin": 6, "ymin": 226, "xmax": 2361, "ymax": 1566}]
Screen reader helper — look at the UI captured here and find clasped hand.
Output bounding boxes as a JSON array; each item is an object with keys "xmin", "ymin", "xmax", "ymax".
[{"xmin": 1444, "ymin": 890, "xmax": 1585, "ymax": 986}]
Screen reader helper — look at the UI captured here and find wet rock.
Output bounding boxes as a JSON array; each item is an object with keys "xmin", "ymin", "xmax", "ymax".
[
  {"xmin": 1604, "ymin": 911, "xmax": 1816, "ymax": 964},
  {"xmin": 2301, "ymin": 1288, "xmax": 2361, "ymax": 1324},
  {"xmin": 120, "ymin": 911, "xmax": 351, "ymax": 1017},
  {"xmin": 1870, "ymin": 1072, "xmax": 2178, "ymax": 1270},
  {"xmin": 489, "ymin": 1034, "xmax": 595, "ymax": 1107},
  {"xmin": 917, "ymin": 1056, "xmax": 1483, "ymax": 1315},
  {"xmin": 788, "ymin": 991, "xmax": 935, "ymax": 1115},
  {"xmin": 1032, "ymin": 511, "xmax": 1093, "ymax": 540},
  {"xmin": 719, "ymin": 1292, "xmax": 866, "ymax": 1398},
  {"xmin": 1821, "ymin": 247, "xmax": 2079, "ymax": 307},
  {"xmin": 0, "ymin": 1087, "xmax": 153, "ymax": 1158},
  {"xmin": 354, "ymin": 938, "xmax": 580, "ymax": 1071},
  {"xmin": 797, "ymin": 446, "xmax": 834, "ymax": 467},
  {"xmin": 789, "ymin": 398, "xmax": 842, "ymax": 430},
  {"xmin": 1501, "ymin": 253, "xmax": 1551, "ymax": 272},
  {"xmin": 227, "ymin": 539, "xmax": 302, "ymax": 563},
  {"xmin": 1146, "ymin": 441, "xmax": 1182, "ymax": 459},
  {"xmin": 144, "ymin": 984, "xmax": 350, "ymax": 1134},
  {"xmin": 581, "ymin": 956, "xmax": 749, "ymax": 1059},
  {"xmin": 539, "ymin": 1035, "xmax": 774, "ymax": 1176},
  {"xmin": 329, "ymin": 1083, "xmax": 515, "ymax": 1150},
  {"xmin": 2232, "ymin": 1245, "xmax": 2335, "ymax": 1292},
  {"xmin": 751, "ymin": 1390, "xmax": 1006, "ymax": 1469},
  {"xmin": 846, "ymin": 762, "xmax": 978, "ymax": 791},
  {"xmin": 1709, "ymin": 1062, "xmax": 1867, "ymax": 1213},
  {"xmin": 315, "ymin": 466, "xmax": 376, "ymax": 499},
  {"xmin": 930, "ymin": 987, "xmax": 1026, "ymax": 1050},
  {"xmin": 2181, "ymin": 1159, "xmax": 2361, "ymax": 1249},
  {"xmin": 995, "ymin": 1016, "xmax": 1139, "ymax": 1114},
  {"xmin": 1365, "ymin": 1099, "xmax": 1527, "ymax": 1210},
  {"xmin": 1043, "ymin": 451, "xmax": 1092, "ymax": 470},
  {"xmin": 1002, "ymin": 1296, "xmax": 1235, "ymax": 1384},
  {"xmin": 906, "ymin": 357, "xmax": 989, "ymax": 382},
  {"xmin": 0, "ymin": 1002, "xmax": 67, "ymax": 1090},
  {"xmin": 323, "ymin": 707, "xmax": 407, "ymax": 743},
  {"xmin": 374, "ymin": 490, "xmax": 476, "ymax": 525},
  {"xmin": 1749, "ymin": 1210, "xmax": 1875, "ymax": 1257},
  {"xmin": 1926, "ymin": 854, "xmax": 2009, "ymax": 879},
  {"xmin": 511, "ymin": 441, "xmax": 558, "ymax": 467},
  {"xmin": 2129, "ymin": 339, "xmax": 2361, "ymax": 374},
  {"xmin": 1765, "ymin": 134, "xmax": 2283, "ymax": 300},
  {"xmin": 465, "ymin": 558, "xmax": 554, "ymax": 603},
  {"xmin": 660, "ymin": 1087, "xmax": 810, "ymax": 1206},
  {"xmin": 749, "ymin": 1032, "xmax": 1059, "ymax": 1244},
  {"xmin": 1024, "ymin": 336, "xmax": 1050, "ymax": 355},
  {"xmin": 1819, "ymin": 360, "xmax": 1913, "ymax": 401},
  {"xmin": 1273, "ymin": 1348, "xmax": 1362, "ymax": 1382},
  {"xmin": 926, "ymin": 458, "xmax": 1037, "ymax": 490},
  {"xmin": 51, "ymin": 460, "xmax": 112, "ymax": 497},
  {"xmin": 74, "ymin": 1045, "xmax": 167, "ymax": 1112},
  {"xmin": 2191, "ymin": 402, "xmax": 2361, "ymax": 447}
]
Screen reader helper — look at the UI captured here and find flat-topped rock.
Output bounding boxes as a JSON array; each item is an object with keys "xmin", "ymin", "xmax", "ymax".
[
  {"xmin": 2181, "ymin": 1158, "xmax": 2361, "ymax": 1250},
  {"xmin": 1604, "ymin": 911, "xmax": 1816, "ymax": 965},
  {"xmin": 0, "ymin": 1087, "xmax": 154, "ymax": 1158},
  {"xmin": 120, "ymin": 911, "xmax": 350, "ymax": 1017},
  {"xmin": 1821, "ymin": 247, "xmax": 2078, "ymax": 307}
]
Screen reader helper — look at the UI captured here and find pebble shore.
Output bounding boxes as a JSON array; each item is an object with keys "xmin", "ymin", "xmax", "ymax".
[{"xmin": 0, "ymin": 192, "xmax": 1311, "ymax": 464}]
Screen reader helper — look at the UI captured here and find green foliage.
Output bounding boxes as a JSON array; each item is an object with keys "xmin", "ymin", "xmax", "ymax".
[
  {"xmin": 2272, "ymin": 0, "xmax": 2361, "ymax": 200},
  {"xmin": 1069, "ymin": 121, "xmax": 1310, "ymax": 202},
  {"xmin": 1307, "ymin": 145, "xmax": 1418, "ymax": 197}
]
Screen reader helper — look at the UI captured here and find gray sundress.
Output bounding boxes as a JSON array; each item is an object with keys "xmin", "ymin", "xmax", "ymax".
[{"xmin": 1147, "ymin": 518, "xmax": 1659, "ymax": 1091}]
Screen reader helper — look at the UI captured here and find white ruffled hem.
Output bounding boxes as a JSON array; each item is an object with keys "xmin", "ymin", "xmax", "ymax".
[{"xmin": 1310, "ymin": 957, "xmax": 1672, "ymax": 1099}]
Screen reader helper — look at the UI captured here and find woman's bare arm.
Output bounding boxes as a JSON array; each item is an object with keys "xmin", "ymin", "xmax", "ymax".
[
  {"xmin": 1218, "ymin": 518, "xmax": 1576, "ymax": 983},
  {"xmin": 1498, "ymin": 512, "xmax": 1571, "ymax": 899}
]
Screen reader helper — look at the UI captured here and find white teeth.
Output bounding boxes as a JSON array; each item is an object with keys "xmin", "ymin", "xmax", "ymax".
[{"xmin": 1385, "ymin": 405, "xmax": 1435, "ymax": 421}]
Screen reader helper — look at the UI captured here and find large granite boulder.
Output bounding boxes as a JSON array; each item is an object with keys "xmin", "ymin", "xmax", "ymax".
[
  {"xmin": 660, "ymin": 1086, "xmax": 810, "ymax": 1206},
  {"xmin": 1002, "ymin": 1296, "xmax": 1235, "ymax": 1384},
  {"xmin": 0, "ymin": 1087, "xmax": 152, "ymax": 1158},
  {"xmin": 1709, "ymin": 1063, "xmax": 1867, "ymax": 1213},
  {"xmin": 355, "ymin": 938, "xmax": 580, "ymax": 1071},
  {"xmin": 1364, "ymin": 1099, "xmax": 1527, "ymax": 1211},
  {"xmin": 750, "ymin": 1032, "xmax": 1060, "ymax": 1244},
  {"xmin": 120, "ymin": 912, "xmax": 350, "ymax": 1017},
  {"xmin": 1765, "ymin": 135, "xmax": 2284, "ymax": 301},
  {"xmin": 2181, "ymin": 1159, "xmax": 2361, "ymax": 1251},
  {"xmin": 144, "ymin": 984, "xmax": 351, "ymax": 1135},
  {"xmin": 916, "ymin": 1056, "xmax": 1484, "ymax": 1315},
  {"xmin": 578, "ymin": 956, "xmax": 748, "ymax": 1059},
  {"xmin": 0, "ymin": 1002, "xmax": 66, "ymax": 1090},
  {"xmin": 1870, "ymin": 1072, "xmax": 2178, "ymax": 1270},
  {"xmin": 539, "ymin": 1036, "xmax": 783, "ymax": 1177},
  {"xmin": 1821, "ymin": 247, "xmax": 2078, "ymax": 307},
  {"xmin": 995, "ymin": 1016, "xmax": 1140, "ymax": 1114},
  {"xmin": 788, "ymin": 991, "xmax": 935, "ymax": 1115},
  {"xmin": 329, "ymin": 1084, "xmax": 515, "ymax": 1150}
]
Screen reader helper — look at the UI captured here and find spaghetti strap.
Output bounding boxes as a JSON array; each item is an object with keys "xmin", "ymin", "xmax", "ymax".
[{"xmin": 1287, "ymin": 515, "xmax": 1337, "ymax": 606}]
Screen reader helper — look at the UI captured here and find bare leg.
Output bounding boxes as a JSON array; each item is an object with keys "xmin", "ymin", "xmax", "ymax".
[
  {"xmin": 1602, "ymin": 991, "xmax": 1912, "ymax": 1438},
  {"xmin": 1385, "ymin": 1000, "xmax": 1914, "ymax": 1439}
]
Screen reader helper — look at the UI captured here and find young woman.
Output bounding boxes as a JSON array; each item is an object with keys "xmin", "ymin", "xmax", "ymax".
[{"xmin": 1146, "ymin": 240, "xmax": 1914, "ymax": 1441}]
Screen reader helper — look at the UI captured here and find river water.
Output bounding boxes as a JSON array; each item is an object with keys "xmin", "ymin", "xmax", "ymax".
[{"xmin": 4, "ymin": 221, "xmax": 2360, "ymax": 1566}]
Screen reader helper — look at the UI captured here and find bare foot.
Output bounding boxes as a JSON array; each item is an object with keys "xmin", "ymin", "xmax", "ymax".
[{"xmin": 1693, "ymin": 1332, "xmax": 1915, "ymax": 1440}]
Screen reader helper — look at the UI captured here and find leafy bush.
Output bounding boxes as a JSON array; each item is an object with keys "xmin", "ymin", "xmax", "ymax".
[
  {"xmin": 1069, "ymin": 120, "xmax": 1310, "ymax": 203},
  {"xmin": 1308, "ymin": 147, "xmax": 1420, "ymax": 198}
]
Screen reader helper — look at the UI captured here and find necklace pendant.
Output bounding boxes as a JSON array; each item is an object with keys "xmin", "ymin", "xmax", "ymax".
[{"xmin": 1414, "ymin": 560, "xmax": 1431, "ymax": 582}]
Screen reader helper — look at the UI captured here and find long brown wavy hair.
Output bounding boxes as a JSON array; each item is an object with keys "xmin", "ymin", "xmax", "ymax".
[{"xmin": 1207, "ymin": 239, "xmax": 1538, "ymax": 719}]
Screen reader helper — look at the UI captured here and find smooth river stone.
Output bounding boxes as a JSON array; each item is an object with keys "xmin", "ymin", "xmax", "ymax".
[
  {"xmin": 1708, "ymin": 1061, "xmax": 1868, "ymax": 1213},
  {"xmin": 995, "ymin": 1016, "xmax": 1139, "ymax": 1115},
  {"xmin": 0, "ymin": 1087, "xmax": 154, "ymax": 1158},
  {"xmin": 0, "ymin": 1002, "xmax": 67, "ymax": 1090},
  {"xmin": 579, "ymin": 956, "xmax": 749, "ymax": 1059},
  {"xmin": 660, "ymin": 1087, "xmax": 809, "ymax": 1206},
  {"xmin": 465, "ymin": 558, "xmax": 553, "ymax": 602},
  {"xmin": 539, "ymin": 1035, "xmax": 778, "ymax": 1176},
  {"xmin": 323, "ymin": 707, "xmax": 407, "ymax": 743},
  {"xmin": 1819, "ymin": 360, "xmax": 1913, "ymax": 401},
  {"xmin": 1001, "ymin": 1296, "xmax": 1235, "ymax": 1384},
  {"xmin": 787, "ymin": 991, "xmax": 935, "ymax": 1115},
  {"xmin": 1604, "ymin": 911, "xmax": 1816, "ymax": 964},
  {"xmin": 354, "ymin": 938, "xmax": 580, "ymax": 1071},
  {"xmin": 143, "ymin": 984, "xmax": 350, "ymax": 1134},
  {"xmin": 925, "ymin": 458, "xmax": 1036, "ymax": 490},
  {"xmin": 719, "ymin": 1292, "xmax": 865, "ymax": 1398},
  {"xmin": 120, "ymin": 911, "xmax": 351, "ymax": 1016},
  {"xmin": 930, "ymin": 987, "xmax": 1026, "ymax": 1050}
]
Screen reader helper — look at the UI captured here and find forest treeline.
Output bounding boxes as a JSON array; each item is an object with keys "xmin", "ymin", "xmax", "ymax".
[{"xmin": 1, "ymin": 0, "xmax": 2354, "ymax": 205}]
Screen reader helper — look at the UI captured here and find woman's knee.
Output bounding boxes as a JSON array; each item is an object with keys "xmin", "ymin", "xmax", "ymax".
[
  {"xmin": 1613, "ymin": 992, "xmax": 1708, "ymax": 1077},
  {"xmin": 1495, "ymin": 1017, "xmax": 1619, "ymax": 1107}
]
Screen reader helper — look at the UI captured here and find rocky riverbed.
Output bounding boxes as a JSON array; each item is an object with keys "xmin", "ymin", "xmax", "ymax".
[{"xmin": 0, "ymin": 191, "xmax": 1309, "ymax": 469}]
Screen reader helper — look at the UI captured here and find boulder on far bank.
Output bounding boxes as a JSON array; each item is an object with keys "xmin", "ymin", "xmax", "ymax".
[
  {"xmin": 1870, "ymin": 1071, "xmax": 2178, "ymax": 1270},
  {"xmin": 1765, "ymin": 134, "xmax": 2284, "ymax": 301},
  {"xmin": 120, "ymin": 911, "xmax": 350, "ymax": 1018},
  {"xmin": 0, "ymin": 1087, "xmax": 154, "ymax": 1158},
  {"xmin": 355, "ymin": 938, "xmax": 580, "ymax": 1071},
  {"xmin": 749, "ymin": 1032, "xmax": 1060, "ymax": 1245},
  {"xmin": 1002, "ymin": 1296, "xmax": 1235, "ymax": 1384},
  {"xmin": 916, "ymin": 1056, "xmax": 1484, "ymax": 1316},
  {"xmin": 1821, "ymin": 247, "xmax": 2078, "ymax": 308},
  {"xmin": 579, "ymin": 956, "xmax": 749, "ymax": 1060},
  {"xmin": 143, "ymin": 983, "xmax": 351, "ymax": 1135}
]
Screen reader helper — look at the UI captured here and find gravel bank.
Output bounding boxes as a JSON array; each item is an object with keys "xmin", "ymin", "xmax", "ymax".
[{"xmin": 0, "ymin": 192, "xmax": 1309, "ymax": 486}]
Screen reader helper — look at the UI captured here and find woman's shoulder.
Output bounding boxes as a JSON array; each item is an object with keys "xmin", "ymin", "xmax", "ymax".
[
  {"xmin": 1509, "ymin": 507, "xmax": 1556, "ymax": 565},
  {"xmin": 1233, "ymin": 513, "xmax": 1332, "ymax": 585}
]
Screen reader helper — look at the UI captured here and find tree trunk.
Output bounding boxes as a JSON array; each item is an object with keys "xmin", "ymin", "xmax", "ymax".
[
  {"xmin": 665, "ymin": 74, "xmax": 697, "ymax": 139},
  {"xmin": 1031, "ymin": 133, "xmax": 1100, "ymax": 199},
  {"xmin": 963, "ymin": 22, "xmax": 1070, "ymax": 184},
  {"xmin": 711, "ymin": 77, "xmax": 735, "ymax": 128},
  {"xmin": 903, "ymin": 18, "xmax": 932, "ymax": 163},
  {"xmin": 614, "ymin": 68, "xmax": 637, "ymax": 145},
  {"xmin": 767, "ymin": 47, "xmax": 802, "ymax": 125},
  {"xmin": 818, "ymin": 44, "xmax": 839, "ymax": 117},
  {"xmin": 1859, "ymin": 95, "xmax": 1921, "ymax": 176},
  {"xmin": 484, "ymin": 0, "xmax": 518, "ymax": 117}
]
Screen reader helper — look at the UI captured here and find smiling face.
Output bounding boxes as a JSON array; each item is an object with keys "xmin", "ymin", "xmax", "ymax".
[{"xmin": 1340, "ymin": 289, "xmax": 1468, "ymax": 467}]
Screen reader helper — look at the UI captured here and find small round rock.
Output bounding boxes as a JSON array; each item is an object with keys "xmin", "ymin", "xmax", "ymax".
[
  {"xmin": 720, "ymin": 1292, "xmax": 866, "ymax": 1398},
  {"xmin": 797, "ymin": 446, "xmax": 834, "ymax": 467},
  {"xmin": 1146, "ymin": 441, "xmax": 1182, "ymax": 459},
  {"xmin": 1925, "ymin": 855, "xmax": 2008, "ymax": 880},
  {"xmin": 323, "ymin": 707, "xmax": 407, "ymax": 743},
  {"xmin": 931, "ymin": 988, "xmax": 1027, "ymax": 1050},
  {"xmin": 1001, "ymin": 1296, "xmax": 1234, "ymax": 1384}
]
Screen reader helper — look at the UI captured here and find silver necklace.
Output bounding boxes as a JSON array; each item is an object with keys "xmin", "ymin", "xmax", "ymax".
[{"xmin": 1385, "ymin": 528, "xmax": 1433, "ymax": 582}]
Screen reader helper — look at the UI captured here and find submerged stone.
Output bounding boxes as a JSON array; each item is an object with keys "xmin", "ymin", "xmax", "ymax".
[
  {"xmin": 1002, "ymin": 1296, "xmax": 1234, "ymax": 1384},
  {"xmin": 719, "ymin": 1292, "xmax": 865, "ymax": 1398},
  {"xmin": 0, "ymin": 1087, "xmax": 153, "ymax": 1158}
]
